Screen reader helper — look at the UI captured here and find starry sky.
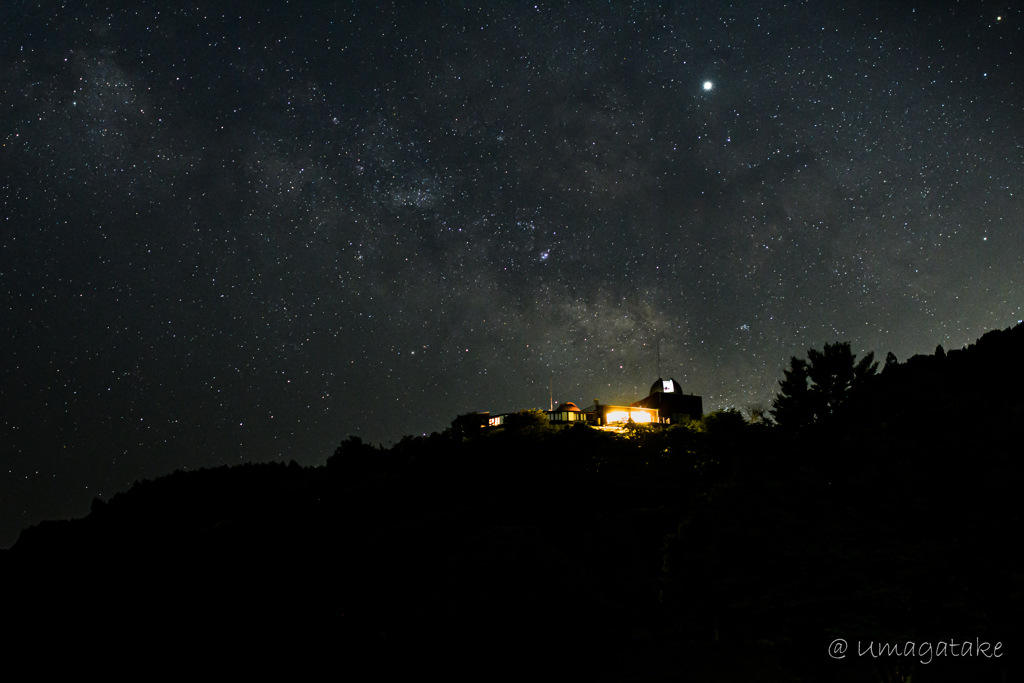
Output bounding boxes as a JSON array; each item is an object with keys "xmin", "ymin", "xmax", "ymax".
[{"xmin": 2, "ymin": 0, "xmax": 1022, "ymax": 546}]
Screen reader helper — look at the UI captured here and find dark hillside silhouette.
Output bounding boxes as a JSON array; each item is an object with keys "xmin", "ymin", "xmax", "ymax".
[{"xmin": 3, "ymin": 323, "xmax": 1023, "ymax": 681}]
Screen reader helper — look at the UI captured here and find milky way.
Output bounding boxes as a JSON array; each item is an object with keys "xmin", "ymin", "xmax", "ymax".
[{"xmin": 2, "ymin": 1, "xmax": 1022, "ymax": 545}]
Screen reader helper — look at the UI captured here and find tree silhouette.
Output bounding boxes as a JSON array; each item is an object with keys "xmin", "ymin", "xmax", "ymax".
[
  {"xmin": 770, "ymin": 357, "xmax": 813, "ymax": 428},
  {"xmin": 502, "ymin": 409, "xmax": 552, "ymax": 433},
  {"xmin": 882, "ymin": 351, "xmax": 899, "ymax": 375},
  {"xmin": 325, "ymin": 435, "xmax": 381, "ymax": 482},
  {"xmin": 771, "ymin": 342, "xmax": 878, "ymax": 428}
]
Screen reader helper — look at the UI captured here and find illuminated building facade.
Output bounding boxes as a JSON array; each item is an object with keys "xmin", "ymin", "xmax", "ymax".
[
  {"xmin": 584, "ymin": 401, "xmax": 658, "ymax": 425},
  {"xmin": 456, "ymin": 379, "xmax": 702, "ymax": 432},
  {"xmin": 547, "ymin": 402, "xmax": 589, "ymax": 424}
]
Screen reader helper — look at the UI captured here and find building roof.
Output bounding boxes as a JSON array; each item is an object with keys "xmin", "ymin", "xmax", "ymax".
[{"xmin": 555, "ymin": 401, "xmax": 582, "ymax": 412}]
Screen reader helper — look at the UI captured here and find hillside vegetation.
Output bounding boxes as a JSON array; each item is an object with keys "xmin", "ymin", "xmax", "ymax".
[{"xmin": 3, "ymin": 324, "xmax": 1022, "ymax": 681}]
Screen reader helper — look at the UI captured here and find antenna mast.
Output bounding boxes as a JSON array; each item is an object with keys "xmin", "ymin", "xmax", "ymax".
[{"xmin": 549, "ymin": 373, "xmax": 553, "ymax": 411}]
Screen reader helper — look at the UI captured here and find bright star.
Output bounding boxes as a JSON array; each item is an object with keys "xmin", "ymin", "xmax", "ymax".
[{"xmin": 703, "ymin": 81, "xmax": 713, "ymax": 91}]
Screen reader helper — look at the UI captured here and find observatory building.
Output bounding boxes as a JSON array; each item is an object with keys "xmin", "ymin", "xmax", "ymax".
[
  {"xmin": 454, "ymin": 377, "xmax": 702, "ymax": 432},
  {"xmin": 630, "ymin": 378, "xmax": 703, "ymax": 425}
]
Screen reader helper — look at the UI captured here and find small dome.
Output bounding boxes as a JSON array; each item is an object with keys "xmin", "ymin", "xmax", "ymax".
[
  {"xmin": 649, "ymin": 378, "xmax": 682, "ymax": 395},
  {"xmin": 555, "ymin": 401, "xmax": 582, "ymax": 412}
]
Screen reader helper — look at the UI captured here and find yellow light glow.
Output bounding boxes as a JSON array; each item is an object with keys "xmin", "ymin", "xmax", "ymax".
[{"xmin": 605, "ymin": 409, "xmax": 654, "ymax": 424}]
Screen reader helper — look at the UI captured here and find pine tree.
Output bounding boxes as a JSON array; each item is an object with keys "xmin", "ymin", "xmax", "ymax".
[{"xmin": 770, "ymin": 342, "xmax": 878, "ymax": 428}]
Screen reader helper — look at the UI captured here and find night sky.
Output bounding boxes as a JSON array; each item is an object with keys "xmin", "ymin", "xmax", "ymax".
[{"xmin": 2, "ymin": 0, "xmax": 1022, "ymax": 547}]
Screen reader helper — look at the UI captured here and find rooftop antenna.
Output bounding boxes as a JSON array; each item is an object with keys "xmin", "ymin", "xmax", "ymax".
[{"xmin": 549, "ymin": 372, "xmax": 553, "ymax": 411}]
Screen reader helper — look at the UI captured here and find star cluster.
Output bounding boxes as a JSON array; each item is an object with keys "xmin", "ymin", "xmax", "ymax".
[{"xmin": 1, "ymin": 1, "xmax": 1022, "ymax": 545}]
